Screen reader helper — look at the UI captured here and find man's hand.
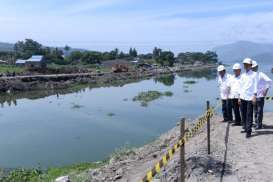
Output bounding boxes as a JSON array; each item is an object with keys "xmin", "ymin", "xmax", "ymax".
[
  {"xmin": 252, "ymin": 96, "xmax": 257, "ymax": 105},
  {"xmin": 238, "ymin": 99, "xmax": 241, "ymax": 105},
  {"xmin": 263, "ymin": 89, "xmax": 269, "ymax": 97}
]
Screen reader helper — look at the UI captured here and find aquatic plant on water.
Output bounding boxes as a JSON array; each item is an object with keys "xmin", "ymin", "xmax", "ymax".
[{"xmin": 133, "ymin": 90, "xmax": 174, "ymax": 107}]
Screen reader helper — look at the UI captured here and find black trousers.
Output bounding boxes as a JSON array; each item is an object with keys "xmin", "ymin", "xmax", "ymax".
[
  {"xmin": 232, "ymin": 98, "xmax": 241, "ymax": 124},
  {"xmin": 254, "ymin": 97, "xmax": 265, "ymax": 128},
  {"xmin": 240, "ymin": 100, "xmax": 253, "ymax": 134},
  {"xmin": 222, "ymin": 99, "xmax": 233, "ymax": 121}
]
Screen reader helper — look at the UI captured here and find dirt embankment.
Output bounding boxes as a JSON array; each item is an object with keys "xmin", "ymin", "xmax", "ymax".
[
  {"xmin": 0, "ymin": 64, "xmax": 216, "ymax": 92},
  {"xmin": 76, "ymin": 112, "xmax": 273, "ymax": 182}
]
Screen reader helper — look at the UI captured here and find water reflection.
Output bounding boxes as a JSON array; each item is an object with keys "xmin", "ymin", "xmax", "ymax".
[
  {"xmin": 154, "ymin": 74, "xmax": 175, "ymax": 86},
  {"xmin": 0, "ymin": 70, "xmax": 216, "ymax": 108},
  {"xmin": 177, "ymin": 69, "xmax": 217, "ymax": 80},
  {"xmin": 0, "ymin": 79, "xmax": 145, "ymax": 108},
  {"xmin": 0, "ymin": 88, "xmax": 87, "ymax": 108}
]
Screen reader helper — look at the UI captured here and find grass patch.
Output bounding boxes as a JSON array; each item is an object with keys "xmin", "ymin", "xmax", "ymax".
[
  {"xmin": 164, "ymin": 91, "xmax": 173, "ymax": 97},
  {"xmin": 0, "ymin": 162, "xmax": 107, "ymax": 182},
  {"xmin": 0, "ymin": 65, "xmax": 26, "ymax": 74},
  {"xmin": 133, "ymin": 90, "xmax": 173, "ymax": 106},
  {"xmin": 71, "ymin": 103, "xmax": 84, "ymax": 109},
  {"xmin": 107, "ymin": 113, "xmax": 115, "ymax": 117},
  {"xmin": 183, "ymin": 80, "xmax": 197, "ymax": 84}
]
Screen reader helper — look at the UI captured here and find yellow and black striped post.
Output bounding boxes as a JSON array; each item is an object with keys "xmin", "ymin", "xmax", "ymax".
[
  {"xmin": 140, "ymin": 106, "xmax": 216, "ymax": 182},
  {"xmin": 180, "ymin": 118, "xmax": 185, "ymax": 182},
  {"xmin": 207, "ymin": 101, "xmax": 211, "ymax": 155}
]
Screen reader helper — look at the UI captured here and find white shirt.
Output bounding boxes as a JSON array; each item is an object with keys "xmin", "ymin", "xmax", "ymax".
[
  {"xmin": 227, "ymin": 74, "xmax": 241, "ymax": 99},
  {"xmin": 218, "ymin": 73, "xmax": 231, "ymax": 100},
  {"xmin": 256, "ymin": 72, "xmax": 272, "ymax": 98},
  {"xmin": 239, "ymin": 70, "xmax": 258, "ymax": 101}
]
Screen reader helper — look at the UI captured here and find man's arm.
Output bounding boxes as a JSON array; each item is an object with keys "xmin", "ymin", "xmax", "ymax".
[{"xmin": 261, "ymin": 72, "xmax": 272, "ymax": 96}]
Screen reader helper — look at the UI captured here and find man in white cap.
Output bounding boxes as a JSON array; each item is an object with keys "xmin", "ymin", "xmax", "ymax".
[
  {"xmin": 217, "ymin": 65, "xmax": 232, "ymax": 122},
  {"xmin": 239, "ymin": 58, "xmax": 258, "ymax": 138},
  {"xmin": 227, "ymin": 63, "xmax": 242, "ymax": 126},
  {"xmin": 252, "ymin": 60, "xmax": 272, "ymax": 129}
]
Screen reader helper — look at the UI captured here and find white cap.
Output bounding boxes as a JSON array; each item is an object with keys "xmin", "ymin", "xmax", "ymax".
[
  {"xmin": 232, "ymin": 63, "xmax": 241, "ymax": 70},
  {"xmin": 217, "ymin": 65, "xmax": 225, "ymax": 72},
  {"xmin": 243, "ymin": 58, "xmax": 252, "ymax": 64},
  {"xmin": 252, "ymin": 60, "xmax": 258, "ymax": 68}
]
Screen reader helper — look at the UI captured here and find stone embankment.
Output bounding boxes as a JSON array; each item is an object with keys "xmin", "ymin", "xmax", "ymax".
[{"xmin": 0, "ymin": 64, "xmax": 216, "ymax": 92}]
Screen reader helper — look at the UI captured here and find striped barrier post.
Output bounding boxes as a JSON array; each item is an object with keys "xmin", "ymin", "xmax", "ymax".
[
  {"xmin": 180, "ymin": 118, "xmax": 185, "ymax": 182},
  {"xmin": 207, "ymin": 101, "xmax": 211, "ymax": 155},
  {"xmin": 140, "ymin": 106, "xmax": 216, "ymax": 182}
]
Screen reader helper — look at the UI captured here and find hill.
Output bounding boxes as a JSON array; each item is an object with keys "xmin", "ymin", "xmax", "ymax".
[
  {"xmin": 213, "ymin": 41, "xmax": 273, "ymax": 63},
  {"xmin": 0, "ymin": 42, "xmax": 14, "ymax": 52}
]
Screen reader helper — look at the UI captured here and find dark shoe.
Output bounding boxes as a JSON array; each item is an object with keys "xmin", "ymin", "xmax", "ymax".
[
  {"xmin": 246, "ymin": 133, "xmax": 251, "ymax": 138},
  {"xmin": 241, "ymin": 130, "xmax": 246, "ymax": 133},
  {"xmin": 255, "ymin": 125, "xmax": 262, "ymax": 130},
  {"xmin": 233, "ymin": 123, "xmax": 241, "ymax": 126}
]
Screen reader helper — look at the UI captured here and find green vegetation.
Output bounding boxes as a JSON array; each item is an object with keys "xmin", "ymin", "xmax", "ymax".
[
  {"xmin": 164, "ymin": 91, "xmax": 173, "ymax": 96},
  {"xmin": 184, "ymin": 80, "xmax": 197, "ymax": 84},
  {"xmin": 0, "ymin": 162, "xmax": 106, "ymax": 182},
  {"xmin": 133, "ymin": 90, "xmax": 174, "ymax": 106},
  {"xmin": 177, "ymin": 51, "xmax": 218, "ymax": 65},
  {"xmin": 71, "ymin": 103, "xmax": 84, "ymax": 109},
  {"xmin": 107, "ymin": 113, "xmax": 115, "ymax": 117},
  {"xmin": 12, "ymin": 39, "xmax": 139, "ymax": 66},
  {"xmin": 153, "ymin": 47, "xmax": 175, "ymax": 67},
  {"xmin": 0, "ymin": 65, "xmax": 26, "ymax": 74}
]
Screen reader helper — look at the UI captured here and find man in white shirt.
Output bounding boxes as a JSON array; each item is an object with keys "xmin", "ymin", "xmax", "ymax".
[
  {"xmin": 217, "ymin": 65, "xmax": 232, "ymax": 122},
  {"xmin": 252, "ymin": 60, "xmax": 272, "ymax": 129},
  {"xmin": 238, "ymin": 58, "xmax": 258, "ymax": 138},
  {"xmin": 227, "ymin": 63, "xmax": 242, "ymax": 126}
]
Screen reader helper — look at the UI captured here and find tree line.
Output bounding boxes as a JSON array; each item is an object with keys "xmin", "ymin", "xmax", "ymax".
[{"xmin": 0, "ymin": 39, "xmax": 218, "ymax": 66}]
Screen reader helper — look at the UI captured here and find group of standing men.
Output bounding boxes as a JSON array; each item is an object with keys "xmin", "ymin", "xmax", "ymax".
[{"xmin": 217, "ymin": 58, "xmax": 272, "ymax": 138}]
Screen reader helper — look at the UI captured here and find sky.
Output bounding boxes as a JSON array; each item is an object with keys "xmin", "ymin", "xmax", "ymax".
[{"xmin": 1, "ymin": 0, "xmax": 273, "ymax": 53}]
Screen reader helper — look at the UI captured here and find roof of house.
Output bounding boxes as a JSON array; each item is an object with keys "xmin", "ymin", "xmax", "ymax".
[
  {"xmin": 16, "ymin": 59, "xmax": 26, "ymax": 64},
  {"xmin": 27, "ymin": 55, "xmax": 43, "ymax": 62}
]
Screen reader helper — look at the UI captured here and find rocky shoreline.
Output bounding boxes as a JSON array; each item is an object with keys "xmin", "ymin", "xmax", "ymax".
[{"xmin": 0, "ymin": 64, "xmax": 216, "ymax": 92}]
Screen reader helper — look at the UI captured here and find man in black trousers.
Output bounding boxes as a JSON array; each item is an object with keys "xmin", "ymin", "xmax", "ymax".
[
  {"xmin": 252, "ymin": 60, "xmax": 272, "ymax": 129},
  {"xmin": 217, "ymin": 65, "xmax": 232, "ymax": 122},
  {"xmin": 238, "ymin": 58, "xmax": 258, "ymax": 138},
  {"xmin": 227, "ymin": 63, "xmax": 242, "ymax": 126}
]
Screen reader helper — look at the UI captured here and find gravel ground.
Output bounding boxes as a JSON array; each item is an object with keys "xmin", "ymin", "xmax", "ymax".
[{"xmin": 84, "ymin": 112, "xmax": 273, "ymax": 182}]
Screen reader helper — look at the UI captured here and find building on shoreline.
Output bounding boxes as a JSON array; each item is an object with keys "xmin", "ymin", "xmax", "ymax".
[{"xmin": 16, "ymin": 55, "xmax": 46, "ymax": 69}]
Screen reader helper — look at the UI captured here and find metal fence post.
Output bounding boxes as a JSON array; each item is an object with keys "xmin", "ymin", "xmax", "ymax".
[
  {"xmin": 180, "ymin": 118, "xmax": 185, "ymax": 182},
  {"xmin": 207, "ymin": 101, "xmax": 211, "ymax": 155}
]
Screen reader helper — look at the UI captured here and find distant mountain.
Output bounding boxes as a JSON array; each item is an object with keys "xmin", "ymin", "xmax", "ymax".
[
  {"xmin": 213, "ymin": 41, "xmax": 273, "ymax": 63},
  {"xmin": 0, "ymin": 42, "xmax": 14, "ymax": 52}
]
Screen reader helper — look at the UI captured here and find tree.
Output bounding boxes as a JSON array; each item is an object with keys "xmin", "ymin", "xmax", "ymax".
[
  {"xmin": 14, "ymin": 39, "xmax": 43, "ymax": 59},
  {"xmin": 64, "ymin": 45, "xmax": 71, "ymax": 52},
  {"xmin": 153, "ymin": 47, "xmax": 161, "ymax": 60},
  {"xmin": 69, "ymin": 51, "xmax": 83, "ymax": 63},
  {"xmin": 129, "ymin": 48, "xmax": 137, "ymax": 58},
  {"xmin": 156, "ymin": 51, "xmax": 175, "ymax": 67},
  {"xmin": 81, "ymin": 51, "xmax": 102, "ymax": 64}
]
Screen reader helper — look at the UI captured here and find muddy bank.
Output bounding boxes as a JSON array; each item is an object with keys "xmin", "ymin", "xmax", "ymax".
[{"xmin": 0, "ymin": 64, "xmax": 216, "ymax": 92}]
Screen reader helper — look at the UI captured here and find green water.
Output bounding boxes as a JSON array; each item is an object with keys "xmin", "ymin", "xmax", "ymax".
[{"xmin": 0, "ymin": 67, "xmax": 272, "ymax": 169}]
